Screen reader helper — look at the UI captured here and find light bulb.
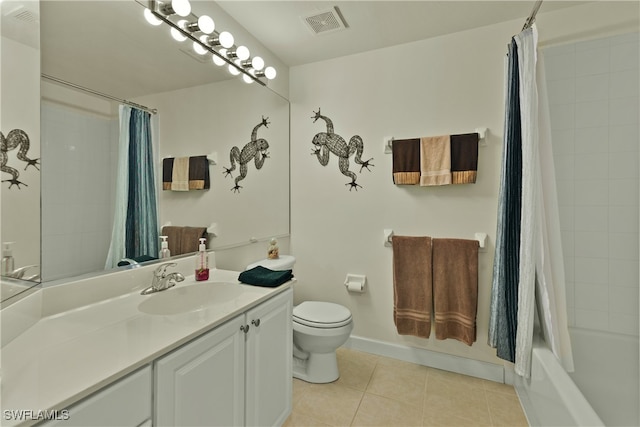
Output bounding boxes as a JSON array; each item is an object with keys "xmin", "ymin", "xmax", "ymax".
[
  {"xmin": 171, "ymin": 27, "xmax": 187, "ymax": 42},
  {"xmin": 144, "ymin": 8, "xmax": 162, "ymax": 26},
  {"xmin": 212, "ymin": 50, "xmax": 226, "ymax": 66},
  {"xmin": 172, "ymin": 0, "xmax": 191, "ymax": 17},
  {"xmin": 218, "ymin": 31, "xmax": 234, "ymax": 49},
  {"xmin": 198, "ymin": 15, "xmax": 215, "ymax": 34},
  {"xmin": 264, "ymin": 66, "xmax": 277, "ymax": 80},
  {"xmin": 243, "ymin": 74, "xmax": 254, "ymax": 84},
  {"xmin": 235, "ymin": 46, "xmax": 250, "ymax": 61},
  {"xmin": 193, "ymin": 42, "xmax": 207, "ymax": 55},
  {"xmin": 228, "ymin": 62, "xmax": 241, "ymax": 76},
  {"xmin": 251, "ymin": 56, "xmax": 264, "ymax": 71}
]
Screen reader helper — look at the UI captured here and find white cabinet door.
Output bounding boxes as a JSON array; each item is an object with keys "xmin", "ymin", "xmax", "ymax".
[
  {"xmin": 40, "ymin": 366, "xmax": 152, "ymax": 427},
  {"xmin": 245, "ymin": 288, "xmax": 293, "ymax": 427},
  {"xmin": 154, "ymin": 315, "xmax": 245, "ymax": 427}
]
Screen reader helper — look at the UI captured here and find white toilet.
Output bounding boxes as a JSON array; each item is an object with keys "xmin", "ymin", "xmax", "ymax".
[{"xmin": 246, "ymin": 255, "xmax": 354, "ymax": 384}]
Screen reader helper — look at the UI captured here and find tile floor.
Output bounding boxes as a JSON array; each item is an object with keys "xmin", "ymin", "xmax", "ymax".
[{"xmin": 284, "ymin": 347, "xmax": 529, "ymax": 427}]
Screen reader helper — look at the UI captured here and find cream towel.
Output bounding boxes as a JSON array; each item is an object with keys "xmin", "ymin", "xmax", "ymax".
[
  {"xmin": 392, "ymin": 236, "xmax": 433, "ymax": 338},
  {"xmin": 170, "ymin": 157, "xmax": 190, "ymax": 191},
  {"xmin": 420, "ymin": 135, "xmax": 452, "ymax": 186}
]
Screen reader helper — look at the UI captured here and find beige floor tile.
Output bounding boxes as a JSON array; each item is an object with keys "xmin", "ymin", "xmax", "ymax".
[
  {"xmin": 423, "ymin": 410, "xmax": 492, "ymax": 427},
  {"xmin": 335, "ymin": 348, "xmax": 378, "ymax": 391},
  {"xmin": 481, "ymin": 379, "xmax": 519, "ymax": 397},
  {"xmin": 427, "ymin": 368, "xmax": 486, "ymax": 391},
  {"xmin": 424, "ymin": 391, "xmax": 492, "ymax": 425},
  {"xmin": 351, "ymin": 393, "xmax": 423, "ymax": 427},
  {"xmin": 486, "ymin": 390, "xmax": 529, "ymax": 427},
  {"xmin": 293, "ymin": 378, "xmax": 314, "ymax": 409},
  {"xmin": 283, "ymin": 411, "xmax": 331, "ymax": 427},
  {"xmin": 366, "ymin": 359, "xmax": 428, "ymax": 406},
  {"xmin": 295, "ymin": 382, "xmax": 364, "ymax": 426}
]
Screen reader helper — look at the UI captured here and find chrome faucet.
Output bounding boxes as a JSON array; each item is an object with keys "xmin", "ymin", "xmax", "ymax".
[
  {"xmin": 4, "ymin": 265, "xmax": 38, "ymax": 279},
  {"xmin": 141, "ymin": 262, "xmax": 185, "ymax": 295}
]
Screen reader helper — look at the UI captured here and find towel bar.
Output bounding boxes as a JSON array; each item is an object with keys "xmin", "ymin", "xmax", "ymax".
[
  {"xmin": 384, "ymin": 229, "xmax": 487, "ymax": 249},
  {"xmin": 161, "ymin": 222, "xmax": 218, "ymax": 237},
  {"xmin": 383, "ymin": 128, "xmax": 488, "ymax": 154}
]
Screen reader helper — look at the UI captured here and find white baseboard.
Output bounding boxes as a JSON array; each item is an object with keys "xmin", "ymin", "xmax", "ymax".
[{"xmin": 344, "ymin": 335, "xmax": 505, "ymax": 383}]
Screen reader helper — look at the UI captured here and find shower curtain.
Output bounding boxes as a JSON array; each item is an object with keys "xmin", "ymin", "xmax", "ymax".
[
  {"xmin": 105, "ymin": 106, "xmax": 159, "ymax": 268},
  {"xmin": 489, "ymin": 25, "xmax": 574, "ymax": 377}
]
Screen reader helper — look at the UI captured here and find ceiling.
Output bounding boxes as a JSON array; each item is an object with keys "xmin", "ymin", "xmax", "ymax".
[{"xmin": 10, "ymin": 1, "xmax": 587, "ymax": 100}]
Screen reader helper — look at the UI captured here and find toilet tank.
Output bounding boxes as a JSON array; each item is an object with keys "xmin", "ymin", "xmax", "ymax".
[{"xmin": 246, "ymin": 255, "xmax": 296, "ymax": 271}]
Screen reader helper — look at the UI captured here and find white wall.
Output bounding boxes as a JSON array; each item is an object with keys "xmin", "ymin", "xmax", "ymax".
[
  {"xmin": 289, "ymin": 2, "xmax": 639, "ymax": 367},
  {"xmin": 135, "ymin": 78, "xmax": 290, "ymax": 253},
  {"xmin": 0, "ymin": 35, "xmax": 40, "ymax": 276}
]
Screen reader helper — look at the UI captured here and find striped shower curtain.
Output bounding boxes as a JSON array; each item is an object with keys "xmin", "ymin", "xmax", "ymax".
[
  {"xmin": 105, "ymin": 106, "xmax": 159, "ymax": 268},
  {"xmin": 489, "ymin": 25, "xmax": 574, "ymax": 377}
]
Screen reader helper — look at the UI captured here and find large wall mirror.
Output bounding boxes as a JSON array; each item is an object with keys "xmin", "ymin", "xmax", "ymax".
[{"xmin": 1, "ymin": 0, "xmax": 289, "ymax": 303}]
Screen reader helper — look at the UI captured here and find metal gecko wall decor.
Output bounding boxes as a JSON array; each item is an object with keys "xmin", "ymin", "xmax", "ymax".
[
  {"xmin": 223, "ymin": 116, "xmax": 271, "ymax": 193},
  {"xmin": 310, "ymin": 108, "xmax": 374, "ymax": 191},
  {"xmin": 1, "ymin": 129, "xmax": 40, "ymax": 189}
]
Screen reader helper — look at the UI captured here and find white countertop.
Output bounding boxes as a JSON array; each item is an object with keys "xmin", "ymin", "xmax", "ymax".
[{"xmin": 0, "ymin": 268, "xmax": 293, "ymax": 426}]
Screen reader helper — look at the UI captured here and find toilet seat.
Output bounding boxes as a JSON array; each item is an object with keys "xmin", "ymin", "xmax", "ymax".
[{"xmin": 293, "ymin": 301, "xmax": 352, "ymax": 329}]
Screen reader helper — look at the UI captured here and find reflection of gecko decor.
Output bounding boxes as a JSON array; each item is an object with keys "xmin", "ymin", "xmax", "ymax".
[
  {"xmin": 310, "ymin": 108, "xmax": 374, "ymax": 191},
  {"xmin": 223, "ymin": 116, "xmax": 270, "ymax": 193},
  {"xmin": 1, "ymin": 129, "xmax": 40, "ymax": 189}
]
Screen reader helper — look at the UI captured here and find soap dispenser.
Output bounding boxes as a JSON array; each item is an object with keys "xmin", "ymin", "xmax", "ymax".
[
  {"xmin": 159, "ymin": 236, "xmax": 171, "ymax": 259},
  {"xmin": 195, "ymin": 238, "xmax": 209, "ymax": 281},
  {"xmin": 1, "ymin": 242, "xmax": 15, "ymax": 275}
]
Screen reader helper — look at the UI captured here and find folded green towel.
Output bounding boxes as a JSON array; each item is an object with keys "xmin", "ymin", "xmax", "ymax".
[{"xmin": 238, "ymin": 266, "xmax": 293, "ymax": 287}]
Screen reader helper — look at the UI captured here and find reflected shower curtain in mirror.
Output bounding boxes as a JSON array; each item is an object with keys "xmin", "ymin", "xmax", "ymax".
[
  {"xmin": 489, "ymin": 25, "xmax": 573, "ymax": 377},
  {"xmin": 105, "ymin": 106, "xmax": 159, "ymax": 268}
]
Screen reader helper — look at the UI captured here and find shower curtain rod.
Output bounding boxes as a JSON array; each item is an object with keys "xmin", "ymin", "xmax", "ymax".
[
  {"xmin": 522, "ymin": 0, "xmax": 543, "ymax": 31},
  {"xmin": 41, "ymin": 74, "xmax": 158, "ymax": 115}
]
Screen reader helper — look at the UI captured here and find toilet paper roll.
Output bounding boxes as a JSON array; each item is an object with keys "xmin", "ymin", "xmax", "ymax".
[{"xmin": 346, "ymin": 281, "xmax": 364, "ymax": 293}]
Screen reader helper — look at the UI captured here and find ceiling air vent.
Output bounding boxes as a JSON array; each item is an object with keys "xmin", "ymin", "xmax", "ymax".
[
  {"xmin": 3, "ymin": 5, "xmax": 39, "ymax": 25},
  {"xmin": 301, "ymin": 7, "xmax": 347, "ymax": 36}
]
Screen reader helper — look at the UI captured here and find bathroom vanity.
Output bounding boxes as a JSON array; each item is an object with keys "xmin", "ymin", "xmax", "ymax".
[{"xmin": 1, "ymin": 265, "xmax": 293, "ymax": 427}]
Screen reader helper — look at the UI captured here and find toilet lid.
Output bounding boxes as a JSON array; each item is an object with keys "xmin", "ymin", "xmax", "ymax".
[{"xmin": 293, "ymin": 301, "xmax": 352, "ymax": 328}]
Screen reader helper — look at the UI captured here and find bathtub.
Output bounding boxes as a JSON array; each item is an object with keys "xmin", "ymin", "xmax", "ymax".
[{"xmin": 514, "ymin": 338, "xmax": 604, "ymax": 427}]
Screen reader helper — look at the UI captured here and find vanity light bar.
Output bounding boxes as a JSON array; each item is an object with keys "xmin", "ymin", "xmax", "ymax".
[{"xmin": 144, "ymin": 0, "xmax": 276, "ymax": 86}]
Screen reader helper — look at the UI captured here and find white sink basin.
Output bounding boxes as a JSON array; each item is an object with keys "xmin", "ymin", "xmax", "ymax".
[{"xmin": 138, "ymin": 282, "xmax": 247, "ymax": 315}]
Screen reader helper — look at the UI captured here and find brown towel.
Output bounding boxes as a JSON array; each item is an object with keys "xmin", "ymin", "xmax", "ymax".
[
  {"xmin": 420, "ymin": 135, "xmax": 451, "ymax": 186},
  {"xmin": 432, "ymin": 238, "xmax": 479, "ymax": 346},
  {"xmin": 162, "ymin": 156, "xmax": 210, "ymax": 191},
  {"xmin": 161, "ymin": 226, "xmax": 207, "ymax": 256},
  {"xmin": 450, "ymin": 133, "xmax": 479, "ymax": 184},
  {"xmin": 392, "ymin": 236, "xmax": 433, "ymax": 338},
  {"xmin": 392, "ymin": 138, "xmax": 421, "ymax": 185}
]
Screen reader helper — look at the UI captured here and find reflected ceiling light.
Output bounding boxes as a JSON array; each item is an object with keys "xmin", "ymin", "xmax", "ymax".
[
  {"xmin": 159, "ymin": 0, "xmax": 191, "ymax": 17},
  {"xmin": 170, "ymin": 20, "xmax": 188, "ymax": 42},
  {"xmin": 226, "ymin": 45, "xmax": 249, "ymax": 61},
  {"xmin": 242, "ymin": 74, "xmax": 254, "ymax": 84},
  {"xmin": 212, "ymin": 50, "xmax": 227, "ymax": 66},
  {"xmin": 144, "ymin": 9, "xmax": 163, "ymax": 26},
  {"xmin": 250, "ymin": 56, "xmax": 264, "ymax": 71},
  {"xmin": 228, "ymin": 60, "xmax": 242, "ymax": 76},
  {"xmin": 204, "ymin": 31, "xmax": 234, "ymax": 49},
  {"xmin": 186, "ymin": 15, "xmax": 215, "ymax": 34},
  {"xmin": 193, "ymin": 42, "xmax": 208, "ymax": 55}
]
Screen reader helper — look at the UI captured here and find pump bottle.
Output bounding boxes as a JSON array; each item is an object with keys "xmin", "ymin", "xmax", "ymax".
[
  {"xmin": 159, "ymin": 236, "xmax": 171, "ymax": 259},
  {"xmin": 195, "ymin": 238, "xmax": 209, "ymax": 281},
  {"xmin": 2, "ymin": 242, "xmax": 15, "ymax": 275}
]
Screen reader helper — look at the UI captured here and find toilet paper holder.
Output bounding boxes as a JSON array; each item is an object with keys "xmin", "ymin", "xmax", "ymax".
[{"xmin": 344, "ymin": 274, "xmax": 366, "ymax": 293}]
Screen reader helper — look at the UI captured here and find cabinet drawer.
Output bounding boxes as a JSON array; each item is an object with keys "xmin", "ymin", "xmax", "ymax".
[{"xmin": 40, "ymin": 366, "xmax": 152, "ymax": 427}]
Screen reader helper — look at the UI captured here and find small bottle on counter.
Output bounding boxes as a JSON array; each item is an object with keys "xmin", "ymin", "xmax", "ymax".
[
  {"xmin": 2, "ymin": 242, "xmax": 15, "ymax": 275},
  {"xmin": 195, "ymin": 238, "xmax": 209, "ymax": 281},
  {"xmin": 159, "ymin": 236, "xmax": 171, "ymax": 259}
]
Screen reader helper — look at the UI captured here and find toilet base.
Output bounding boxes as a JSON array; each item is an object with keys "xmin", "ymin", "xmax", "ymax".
[{"xmin": 292, "ymin": 352, "xmax": 339, "ymax": 383}]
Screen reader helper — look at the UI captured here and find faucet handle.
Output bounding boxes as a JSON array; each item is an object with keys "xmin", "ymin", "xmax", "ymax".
[{"xmin": 155, "ymin": 262, "xmax": 177, "ymax": 277}]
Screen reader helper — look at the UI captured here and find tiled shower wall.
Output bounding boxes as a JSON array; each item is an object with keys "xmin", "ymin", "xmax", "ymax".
[
  {"xmin": 41, "ymin": 103, "xmax": 117, "ymax": 281},
  {"xmin": 544, "ymin": 32, "xmax": 639, "ymax": 336}
]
